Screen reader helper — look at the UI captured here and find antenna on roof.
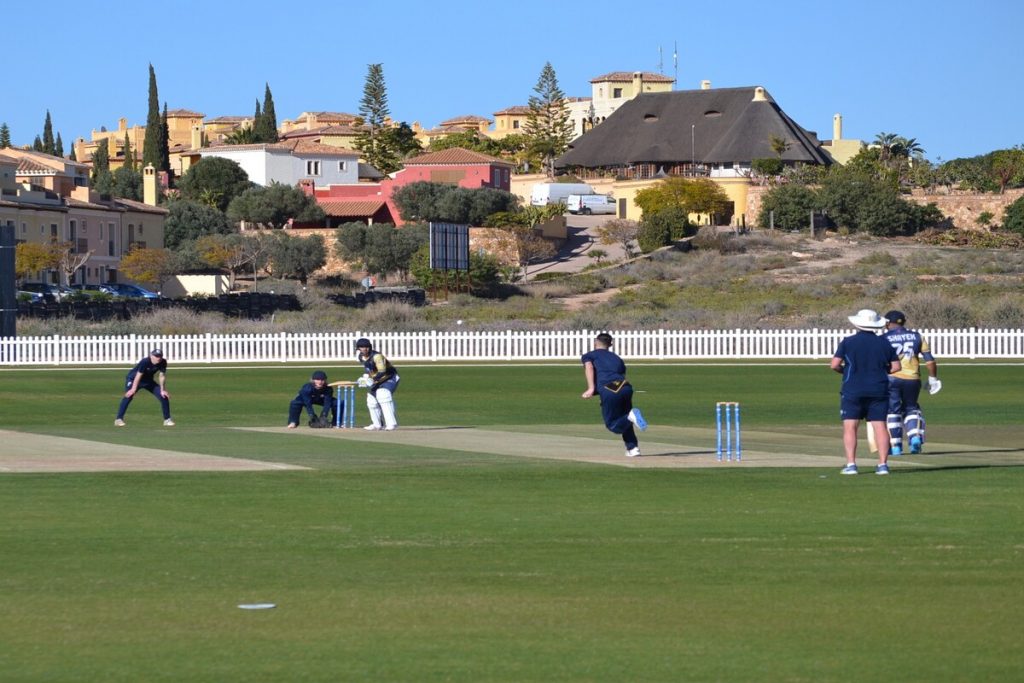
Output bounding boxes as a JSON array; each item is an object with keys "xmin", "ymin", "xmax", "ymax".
[
  {"xmin": 673, "ymin": 41, "xmax": 678, "ymax": 90},
  {"xmin": 658, "ymin": 46, "xmax": 663, "ymax": 74}
]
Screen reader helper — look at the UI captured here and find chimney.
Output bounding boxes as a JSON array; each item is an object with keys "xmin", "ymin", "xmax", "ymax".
[
  {"xmin": 833, "ymin": 114, "xmax": 843, "ymax": 140},
  {"xmin": 191, "ymin": 124, "xmax": 203, "ymax": 150},
  {"xmin": 143, "ymin": 164, "xmax": 157, "ymax": 206},
  {"xmin": 752, "ymin": 86, "xmax": 768, "ymax": 102},
  {"xmin": 632, "ymin": 71, "xmax": 643, "ymax": 96},
  {"xmin": 701, "ymin": 80, "xmax": 712, "ymax": 90},
  {"xmin": 119, "ymin": 117, "xmax": 127, "ymax": 131}
]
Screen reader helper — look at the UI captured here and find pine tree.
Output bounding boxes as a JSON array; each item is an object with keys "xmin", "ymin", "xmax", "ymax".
[
  {"xmin": 42, "ymin": 111, "xmax": 56, "ymax": 155},
  {"xmin": 354, "ymin": 63, "xmax": 400, "ymax": 174},
  {"xmin": 524, "ymin": 62, "xmax": 574, "ymax": 176},
  {"xmin": 259, "ymin": 83, "xmax": 278, "ymax": 143},
  {"xmin": 0, "ymin": 123, "xmax": 11, "ymax": 148},
  {"xmin": 33, "ymin": 135, "xmax": 44, "ymax": 152},
  {"xmin": 159, "ymin": 103, "xmax": 170, "ymax": 173},
  {"xmin": 143, "ymin": 64, "xmax": 162, "ymax": 168},
  {"xmin": 123, "ymin": 132, "xmax": 135, "ymax": 171},
  {"xmin": 55, "ymin": 133, "xmax": 64, "ymax": 157}
]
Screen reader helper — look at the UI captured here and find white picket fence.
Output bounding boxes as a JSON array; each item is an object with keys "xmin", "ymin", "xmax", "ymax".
[{"xmin": 1, "ymin": 328, "xmax": 1023, "ymax": 365}]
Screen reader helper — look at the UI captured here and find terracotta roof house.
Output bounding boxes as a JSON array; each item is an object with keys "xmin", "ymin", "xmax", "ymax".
[
  {"xmin": 311, "ymin": 147, "xmax": 514, "ymax": 226},
  {"xmin": 556, "ymin": 85, "xmax": 830, "ymax": 179}
]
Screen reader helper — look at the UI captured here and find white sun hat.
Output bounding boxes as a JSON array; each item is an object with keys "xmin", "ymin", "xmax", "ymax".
[{"xmin": 848, "ymin": 308, "xmax": 886, "ymax": 331}]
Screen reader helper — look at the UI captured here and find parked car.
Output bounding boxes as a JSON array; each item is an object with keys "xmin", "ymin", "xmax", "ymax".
[
  {"xmin": 566, "ymin": 194, "xmax": 617, "ymax": 215},
  {"xmin": 70, "ymin": 283, "xmax": 117, "ymax": 296},
  {"xmin": 19, "ymin": 282, "xmax": 74, "ymax": 301},
  {"xmin": 17, "ymin": 290, "xmax": 45, "ymax": 303},
  {"xmin": 104, "ymin": 283, "xmax": 160, "ymax": 299}
]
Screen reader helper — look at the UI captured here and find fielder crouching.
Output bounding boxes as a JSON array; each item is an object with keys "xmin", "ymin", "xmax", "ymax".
[
  {"xmin": 355, "ymin": 338, "xmax": 400, "ymax": 431},
  {"xmin": 287, "ymin": 370, "xmax": 335, "ymax": 429}
]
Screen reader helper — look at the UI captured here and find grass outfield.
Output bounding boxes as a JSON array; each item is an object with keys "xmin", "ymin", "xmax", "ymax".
[{"xmin": 1, "ymin": 363, "xmax": 1022, "ymax": 682}]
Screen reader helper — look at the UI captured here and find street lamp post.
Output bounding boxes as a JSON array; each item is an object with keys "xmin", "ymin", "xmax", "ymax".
[{"xmin": 691, "ymin": 124, "xmax": 695, "ymax": 176}]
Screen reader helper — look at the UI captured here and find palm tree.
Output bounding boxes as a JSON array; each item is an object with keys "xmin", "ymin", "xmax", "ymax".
[
  {"xmin": 769, "ymin": 134, "xmax": 791, "ymax": 159},
  {"xmin": 224, "ymin": 126, "xmax": 258, "ymax": 145},
  {"xmin": 873, "ymin": 132, "xmax": 899, "ymax": 162}
]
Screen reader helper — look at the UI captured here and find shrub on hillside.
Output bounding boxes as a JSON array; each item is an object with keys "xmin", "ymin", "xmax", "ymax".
[
  {"xmin": 757, "ymin": 184, "xmax": 819, "ymax": 230},
  {"xmin": 1003, "ymin": 195, "xmax": 1024, "ymax": 235}
]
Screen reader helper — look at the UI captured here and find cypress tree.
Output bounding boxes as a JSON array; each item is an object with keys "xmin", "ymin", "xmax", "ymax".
[
  {"xmin": 123, "ymin": 132, "xmax": 135, "ymax": 171},
  {"xmin": 70, "ymin": 144, "xmax": 77, "ymax": 161},
  {"xmin": 42, "ymin": 111, "xmax": 55, "ymax": 155},
  {"xmin": 91, "ymin": 139, "xmax": 110, "ymax": 180},
  {"xmin": 260, "ymin": 83, "xmax": 278, "ymax": 143},
  {"xmin": 159, "ymin": 103, "xmax": 170, "ymax": 173},
  {"xmin": 0, "ymin": 123, "xmax": 11, "ymax": 148},
  {"xmin": 55, "ymin": 133, "xmax": 64, "ymax": 157},
  {"xmin": 33, "ymin": 135, "xmax": 44, "ymax": 152},
  {"xmin": 143, "ymin": 64, "xmax": 162, "ymax": 168},
  {"xmin": 253, "ymin": 99, "xmax": 263, "ymax": 141}
]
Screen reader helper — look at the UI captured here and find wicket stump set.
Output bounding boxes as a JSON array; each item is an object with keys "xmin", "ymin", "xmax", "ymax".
[
  {"xmin": 331, "ymin": 382, "xmax": 357, "ymax": 429},
  {"xmin": 716, "ymin": 401, "xmax": 741, "ymax": 461}
]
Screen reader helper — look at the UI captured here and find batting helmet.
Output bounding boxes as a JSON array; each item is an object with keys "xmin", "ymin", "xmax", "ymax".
[{"xmin": 355, "ymin": 337, "xmax": 372, "ymax": 349}]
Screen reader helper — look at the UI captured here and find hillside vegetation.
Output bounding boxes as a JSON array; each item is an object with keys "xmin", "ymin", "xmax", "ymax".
[{"xmin": 16, "ymin": 230, "xmax": 1024, "ymax": 337}]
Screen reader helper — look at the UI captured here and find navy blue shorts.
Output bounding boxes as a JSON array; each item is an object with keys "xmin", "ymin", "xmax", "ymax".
[{"xmin": 840, "ymin": 394, "xmax": 887, "ymax": 421}]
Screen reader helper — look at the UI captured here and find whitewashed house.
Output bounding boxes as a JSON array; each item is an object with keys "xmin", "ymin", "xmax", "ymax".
[{"xmin": 197, "ymin": 139, "xmax": 360, "ymax": 187}]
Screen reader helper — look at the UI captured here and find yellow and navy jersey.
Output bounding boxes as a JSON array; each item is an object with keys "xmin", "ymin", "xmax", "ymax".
[
  {"xmin": 361, "ymin": 351, "xmax": 397, "ymax": 384},
  {"xmin": 883, "ymin": 327, "xmax": 933, "ymax": 380}
]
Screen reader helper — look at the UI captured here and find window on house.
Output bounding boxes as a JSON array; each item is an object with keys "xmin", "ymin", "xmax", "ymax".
[
  {"xmin": 613, "ymin": 88, "xmax": 623, "ymax": 98},
  {"xmin": 338, "ymin": 161, "xmax": 347, "ymax": 172},
  {"xmin": 108, "ymin": 241, "xmax": 115, "ymax": 256},
  {"xmin": 139, "ymin": 225, "xmax": 144, "ymax": 235},
  {"xmin": 306, "ymin": 160, "xmax": 321, "ymax": 176},
  {"xmin": 512, "ymin": 120, "xmax": 520, "ymax": 129}
]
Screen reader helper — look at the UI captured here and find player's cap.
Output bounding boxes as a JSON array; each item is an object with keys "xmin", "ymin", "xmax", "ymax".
[
  {"xmin": 848, "ymin": 309, "xmax": 886, "ymax": 331},
  {"xmin": 150, "ymin": 348, "xmax": 163, "ymax": 357},
  {"xmin": 311, "ymin": 370, "xmax": 327, "ymax": 380},
  {"xmin": 884, "ymin": 310, "xmax": 906, "ymax": 325},
  {"xmin": 355, "ymin": 337, "xmax": 372, "ymax": 349}
]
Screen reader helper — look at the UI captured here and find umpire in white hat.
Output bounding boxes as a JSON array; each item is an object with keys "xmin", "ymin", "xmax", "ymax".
[{"xmin": 830, "ymin": 310, "xmax": 901, "ymax": 475}]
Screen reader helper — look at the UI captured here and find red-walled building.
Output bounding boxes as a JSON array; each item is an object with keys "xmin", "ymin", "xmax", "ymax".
[{"xmin": 308, "ymin": 148, "xmax": 514, "ymax": 226}]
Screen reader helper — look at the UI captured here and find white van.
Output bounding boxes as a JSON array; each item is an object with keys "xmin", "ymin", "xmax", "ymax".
[
  {"xmin": 566, "ymin": 194, "xmax": 617, "ymax": 215},
  {"xmin": 530, "ymin": 182, "xmax": 593, "ymax": 206}
]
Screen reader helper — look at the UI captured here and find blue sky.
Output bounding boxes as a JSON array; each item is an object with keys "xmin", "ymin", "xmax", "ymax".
[{"xmin": 3, "ymin": 0, "xmax": 1020, "ymax": 162}]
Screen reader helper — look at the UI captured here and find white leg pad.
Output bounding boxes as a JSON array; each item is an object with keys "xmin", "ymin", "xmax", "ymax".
[
  {"xmin": 886, "ymin": 413, "xmax": 904, "ymax": 447},
  {"xmin": 366, "ymin": 392, "xmax": 383, "ymax": 429},
  {"xmin": 376, "ymin": 387, "xmax": 398, "ymax": 429},
  {"xmin": 904, "ymin": 410, "xmax": 925, "ymax": 442}
]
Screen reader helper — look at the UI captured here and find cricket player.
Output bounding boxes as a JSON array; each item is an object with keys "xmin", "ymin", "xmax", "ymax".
[
  {"xmin": 581, "ymin": 332, "xmax": 647, "ymax": 457},
  {"xmin": 883, "ymin": 310, "xmax": 941, "ymax": 455},
  {"xmin": 831, "ymin": 310, "xmax": 900, "ymax": 475},
  {"xmin": 115, "ymin": 348, "xmax": 174, "ymax": 426},
  {"xmin": 286, "ymin": 370, "xmax": 335, "ymax": 429},
  {"xmin": 355, "ymin": 338, "xmax": 400, "ymax": 431}
]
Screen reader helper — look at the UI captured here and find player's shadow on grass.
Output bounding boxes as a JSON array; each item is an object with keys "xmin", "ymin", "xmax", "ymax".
[
  {"xmin": 895, "ymin": 463, "xmax": 1024, "ymax": 474},
  {"xmin": 910, "ymin": 448, "xmax": 1024, "ymax": 456},
  {"xmin": 647, "ymin": 450, "xmax": 716, "ymax": 458}
]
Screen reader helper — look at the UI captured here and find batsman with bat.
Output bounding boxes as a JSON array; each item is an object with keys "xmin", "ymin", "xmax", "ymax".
[
  {"xmin": 355, "ymin": 338, "xmax": 400, "ymax": 431},
  {"xmin": 883, "ymin": 310, "xmax": 941, "ymax": 455}
]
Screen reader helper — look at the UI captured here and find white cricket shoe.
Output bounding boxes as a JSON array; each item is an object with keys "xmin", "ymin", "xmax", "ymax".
[
  {"xmin": 163, "ymin": 419, "xmax": 176, "ymax": 426},
  {"xmin": 364, "ymin": 424, "xmax": 380, "ymax": 431},
  {"xmin": 627, "ymin": 408, "xmax": 648, "ymax": 431},
  {"xmin": 626, "ymin": 447, "xmax": 641, "ymax": 457},
  {"xmin": 384, "ymin": 426, "xmax": 398, "ymax": 431},
  {"xmin": 114, "ymin": 419, "xmax": 126, "ymax": 427}
]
